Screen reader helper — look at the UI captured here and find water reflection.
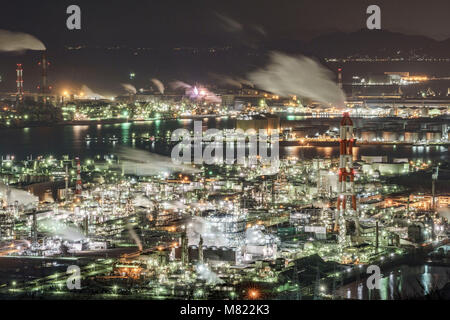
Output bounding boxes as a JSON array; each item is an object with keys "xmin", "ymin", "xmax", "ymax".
[
  {"xmin": 336, "ymin": 265, "xmax": 450, "ymax": 300},
  {"xmin": 0, "ymin": 120, "xmax": 447, "ymax": 162}
]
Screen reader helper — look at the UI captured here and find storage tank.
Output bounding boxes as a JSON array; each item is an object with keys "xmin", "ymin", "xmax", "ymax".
[
  {"xmin": 382, "ymin": 131, "xmax": 399, "ymax": 142},
  {"xmin": 360, "ymin": 131, "xmax": 377, "ymax": 142},
  {"xmin": 426, "ymin": 131, "xmax": 441, "ymax": 142},
  {"xmin": 404, "ymin": 132, "xmax": 419, "ymax": 143}
]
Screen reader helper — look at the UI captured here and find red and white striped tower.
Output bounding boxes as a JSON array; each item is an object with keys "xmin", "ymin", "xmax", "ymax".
[
  {"xmin": 16, "ymin": 64, "xmax": 24, "ymax": 101},
  {"xmin": 334, "ymin": 112, "xmax": 357, "ymax": 242},
  {"xmin": 75, "ymin": 157, "xmax": 82, "ymax": 195}
]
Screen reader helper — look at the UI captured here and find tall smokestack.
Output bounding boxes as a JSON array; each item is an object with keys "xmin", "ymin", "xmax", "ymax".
[
  {"xmin": 198, "ymin": 235, "xmax": 204, "ymax": 264},
  {"xmin": 16, "ymin": 63, "xmax": 24, "ymax": 102},
  {"xmin": 335, "ymin": 112, "xmax": 357, "ymax": 245},
  {"xmin": 337, "ymin": 68, "xmax": 343, "ymax": 90},
  {"xmin": 181, "ymin": 231, "xmax": 189, "ymax": 266},
  {"xmin": 38, "ymin": 52, "xmax": 50, "ymax": 100}
]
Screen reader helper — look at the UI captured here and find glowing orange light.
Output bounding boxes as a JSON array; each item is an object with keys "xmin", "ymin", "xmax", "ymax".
[{"xmin": 248, "ymin": 289, "xmax": 260, "ymax": 300}]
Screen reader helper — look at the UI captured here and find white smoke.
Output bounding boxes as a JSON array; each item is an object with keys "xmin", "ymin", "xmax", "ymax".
[
  {"xmin": 38, "ymin": 219, "xmax": 85, "ymax": 241},
  {"xmin": 0, "ymin": 29, "xmax": 46, "ymax": 52},
  {"xmin": 196, "ymin": 263, "xmax": 224, "ymax": 285},
  {"xmin": 248, "ymin": 51, "xmax": 346, "ymax": 107},
  {"xmin": 121, "ymin": 83, "xmax": 137, "ymax": 94},
  {"xmin": 115, "ymin": 146, "xmax": 201, "ymax": 176},
  {"xmin": 161, "ymin": 200, "xmax": 185, "ymax": 210},
  {"xmin": 151, "ymin": 78, "xmax": 165, "ymax": 94},
  {"xmin": 0, "ymin": 182, "xmax": 38, "ymax": 209},
  {"xmin": 246, "ymin": 226, "xmax": 267, "ymax": 245},
  {"xmin": 127, "ymin": 224, "xmax": 143, "ymax": 251},
  {"xmin": 171, "ymin": 80, "xmax": 192, "ymax": 91},
  {"xmin": 186, "ymin": 216, "xmax": 230, "ymax": 247},
  {"xmin": 215, "ymin": 12, "xmax": 243, "ymax": 33},
  {"xmin": 438, "ymin": 208, "xmax": 450, "ymax": 221},
  {"xmin": 81, "ymin": 85, "xmax": 105, "ymax": 100},
  {"xmin": 211, "ymin": 74, "xmax": 242, "ymax": 88},
  {"xmin": 237, "ymin": 77, "xmax": 255, "ymax": 88},
  {"xmin": 210, "ymin": 73, "xmax": 254, "ymax": 89},
  {"xmin": 252, "ymin": 25, "xmax": 266, "ymax": 36},
  {"xmin": 133, "ymin": 195, "xmax": 155, "ymax": 209}
]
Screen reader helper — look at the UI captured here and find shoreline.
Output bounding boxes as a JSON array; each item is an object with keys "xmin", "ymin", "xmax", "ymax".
[
  {"xmin": 1, "ymin": 118, "xmax": 449, "ymax": 147},
  {"xmin": 0, "ymin": 115, "xmax": 225, "ymax": 130}
]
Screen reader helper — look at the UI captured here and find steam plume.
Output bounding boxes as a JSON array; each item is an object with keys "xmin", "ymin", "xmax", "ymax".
[
  {"xmin": 248, "ymin": 52, "xmax": 346, "ymax": 107},
  {"xmin": 151, "ymin": 78, "xmax": 165, "ymax": 94},
  {"xmin": 0, "ymin": 30, "xmax": 46, "ymax": 52},
  {"xmin": 115, "ymin": 146, "xmax": 201, "ymax": 175},
  {"xmin": 127, "ymin": 224, "xmax": 143, "ymax": 251},
  {"xmin": 81, "ymin": 85, "xmax": 105, "ymax": 100},
  {"xmin": 209, "ymin": 73, "xmax": 254, "ymax": 89},
  {"xmin": 38, "ymin": 219, "xmax": 85, "ymax": 241},
  {"xmin": 215, "ymin": 13, "xmax": 243, "ymax": 33},
  {"xmin": 196, "ymin": 263, "xmax": 223, "ymax": 285},
  {"xmin": 121, "ymin": 83, "xmax": 137, "ymax": 94}
]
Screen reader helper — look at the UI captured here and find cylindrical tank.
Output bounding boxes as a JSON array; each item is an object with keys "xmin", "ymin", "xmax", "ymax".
[
  {"xmin": 404, "ymin": 132, "xmax": 419, "ymax": 143},
  {"xmin": 360, "ymin": 131, "xmax": 377, "ymax": 142},
  {"xmin": 426, "ymin": 131, "xmax": 441, "ymax": 142},
  {"xmin": 382, "ymin": 131, "xmax": 399, "ymax": 142}
]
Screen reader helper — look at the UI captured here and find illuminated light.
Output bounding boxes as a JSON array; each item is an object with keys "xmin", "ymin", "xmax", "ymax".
[{"xmin": 248, "ymin": 289, "xmax": 260, "ymax": 300}]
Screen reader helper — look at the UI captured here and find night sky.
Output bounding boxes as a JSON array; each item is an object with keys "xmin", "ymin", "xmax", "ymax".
[
  {"xmin": 0, "ymin": 0, "xmax": 449, "ymax": 94},
  {"xmin": 0, "ymin": 0, "xmax": 449, "ymax": 47}
]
